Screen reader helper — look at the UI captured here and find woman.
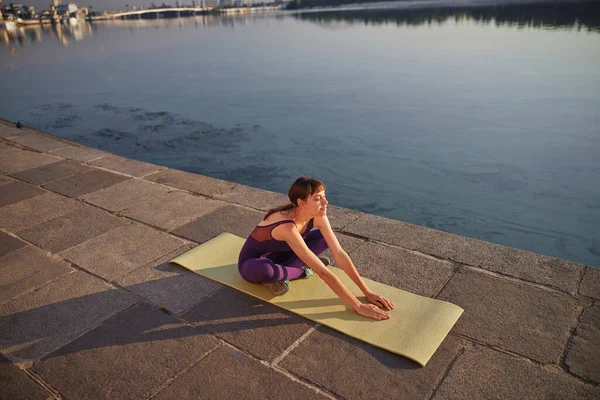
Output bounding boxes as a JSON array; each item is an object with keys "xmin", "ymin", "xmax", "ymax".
[{"xmin": 238, "ymin": 176, "xmax": 394, "ymax": 321}]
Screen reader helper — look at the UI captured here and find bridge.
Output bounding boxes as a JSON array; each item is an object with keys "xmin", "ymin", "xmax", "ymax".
[{"xmin": 88, "ymin": 7, "xmax": 212, "ymax": 21}]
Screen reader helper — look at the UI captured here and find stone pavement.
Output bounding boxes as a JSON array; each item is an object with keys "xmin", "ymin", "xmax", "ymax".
[{"xmin": 0, "ymin": 118, "xmax": 598, "ymax": 399}]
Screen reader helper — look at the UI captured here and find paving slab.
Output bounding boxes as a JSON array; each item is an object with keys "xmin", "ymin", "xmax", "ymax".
[
  {"xmin": 10, "ymin": 160, "xmax": 92, "ymax": 185},
  {"xmin": 349, "ymin": 241, "xmax": 454, "ymax": 297},
  {"xmin": 433, "ymin": 345, "xmax": 600, "ymax": 400},
  {"xmin": 49, "ymin": 144, "xmax": 105, "ymax": 162},
  {"xmin": 0, "ymin": 174, "xmax": 14, "ymax": 186},
  {"xmin": 0, "ymin": 122, "xmax": 25, "ymax": 139},
  {"xmin": 437, "ymin": 268, "xmax": 578, "ymax": 364},
  {"xmin": 280, "ymin": 326, "xmax": 464, "ymax": 400},
  {"xmin": 145, "ymin": 168, "xmax": 238, "ymax": 197},
  {"xmin": 116, "ymin": 244, "xmax": 223, "ymax": 314},
  {"xmin": 0, "ymin": 231, "xmax": 26, "ymax": 257},
  {"xmin": 7, "ymin": 131, "xmax": 70, "ymax": 152},
  {"xmin": 579, "ymin": 267, "xmax": 600, "ymax": 299},
  {"xmin": 173, "ymin": 204, "xmax": 264, "ymax": 243},
  {"xmin": 215, "ymin": 184, "xmax": 289, "ymax": 211},
  {"xmin": 565, "ymin": 304, "xmax": 600, "ymax": 383},
  {"xmin": 154, "ymin": 345, "xmax": 327, "ymax": 400},
  {"xmin": 89, "ymin": 153, "xmax": 164, "ymax": 177},
  {"xmin": 0, "ymin": 246, "xmax": 73, "ymax": 304},
  {"xmin": 81, "ymin": 178, "xmax": 171, "ymax": 212},
  {"xmin": 321, "ymin": 232, "xmax": 365, "ymax": 265},
  {"xmin": 0, "ymin": 192, "xmax": 86, "ymax": 232},
  {"xmin": 60, "ymin": 223, "xmax": 186, "ymax": 281},
  {"xmin": 0, "ymin": 145, "xmax": 61, "ymax": 174},
  {"xmin": 0, "ymin": 271, "xmax": 138, "ymax": 360},
  {"xmin": 17, "ymin": 206, "xmax": 128, "ymax": 253},
  {"xmin": 0, "ymin": 181, "xmax": 44, "ymax": 207},
  {"xmin": 344, "ymin": 214, "xmax": 583, "ymax": 293},
  {"xmin": 0, "ymin": 355, "xmax": 50, "ymax": 400},
  {"xmin": 326, "ymin": 205, "xmax": 364, "ymax": 230},
  {"xmin": 183, "ymin": 287, "xmax": 313, "ymax": 362},
  {"xmin": 33, "ymin": 302, "xmax": 219, "ymax": 400},
  {"xmin": 122, "ymin": 190, "xmax": 226, "ymax": 231},
  {"xmin": 42, "ymin": 168, "xmax": 130, "ymax": 198}
]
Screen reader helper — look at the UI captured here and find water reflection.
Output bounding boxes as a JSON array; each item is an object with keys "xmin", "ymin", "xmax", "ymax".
[
  {"xmin": 0, "ymin": 13, "xmax": 282, "ymax": 49},
  {"xmin": 0, "ymin": 21, "xmax": 94, "ymax": 50},
  {"xmin": 295, "ymin": 1, "xmax": 600, "ymax": 33}
]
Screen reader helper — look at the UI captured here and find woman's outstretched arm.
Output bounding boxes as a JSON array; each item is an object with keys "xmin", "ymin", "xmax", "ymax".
[
  {"xmin": 276, "ymin": 224, "xmax": 390, "ymax": 320},
  {"xmin": 315, "ymin": 215, "xmax": 395, "ymax": 312}
]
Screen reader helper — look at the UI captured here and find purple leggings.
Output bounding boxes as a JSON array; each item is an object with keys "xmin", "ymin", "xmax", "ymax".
[{"xmin": 239, "ymin": 229, "xmax": 328, "ymax": 283}]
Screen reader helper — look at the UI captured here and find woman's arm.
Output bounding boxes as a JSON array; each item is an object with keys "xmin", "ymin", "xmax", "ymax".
[
  {"xmin": 275, "ymin": 224, "xmax": 390, "ymax": 320},
  {"xmin": 315, "ymin": 215, "xmax": 395, "ymax": 311}
]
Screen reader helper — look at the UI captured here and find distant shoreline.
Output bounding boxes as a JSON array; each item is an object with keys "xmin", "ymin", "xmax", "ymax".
[{"xmin": 286, "ymin": 0, "xmax": 598, "ymax": 12}]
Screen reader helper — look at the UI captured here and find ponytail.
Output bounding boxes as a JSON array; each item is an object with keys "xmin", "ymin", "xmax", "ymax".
[{"xmin": 264, "ymin": 203, "xmax": 295, "ymax": 220}]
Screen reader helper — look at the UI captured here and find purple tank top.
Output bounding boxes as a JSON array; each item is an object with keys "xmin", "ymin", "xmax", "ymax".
[{"xmin": 238, "ymin": 218, "xmax": 314, "ymax": 265}]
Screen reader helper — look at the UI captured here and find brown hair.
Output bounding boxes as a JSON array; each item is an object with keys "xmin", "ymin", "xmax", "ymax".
[{"xmin": 264, "ymin": 176, "xmax": 326, "ymax": 220}]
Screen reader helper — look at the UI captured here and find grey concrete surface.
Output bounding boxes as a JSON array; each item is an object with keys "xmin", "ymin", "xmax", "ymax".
[
  {"xmin": 0, "ymin": 181, "xmax": 44, "ymax": 207},
  {"xmin": 89, "ymin": 153, "xmax": 164, "ymax": 177},
  {"xmin": 153, "ymin": 345, "xmax": 328, "ymax": 400},
  {"xmin": 433, "ymin": 346, "xmax": 600, "ymax": 400},
  {"xmin": 281, "ymin": 326, "xmax": 465, "ymax": 400},
  {"xmin": 81, "ymin": 178, "xmax": 171, "ymax": 212},
  {"xmin": 60, "ymin": 223, "xmax": 186, "ymax": 281},
  {"xmin": 348, "ymin": 241, "xmax": 454, "ymax": 297},
  {"xmin": 579, "ymin": 267, "xmax": 600, "ymax": 299},
  {"xmin": 437, "ymin": 268, "xmax": 578, "ymax": 364},
  {"xmin": 10, "ymin": 160, "xmax": 92, "ymax": 185},
  {"xmin": 0, "ymin": 122, "xmax": 598, "ymax": 399},
  {"xmin": 183, "ymin": 287, "xmax": 314, "ymax": 363},
  {"xmin": 0, "ymin": 231, "xmax": 26, "ymax": 257},
  {"xmin": 33, "ymin": 302, "xmax": 219, "ymax": 400},
  {"xmin": 115, "ymin": 245, "xmax": 224, "ymax": 314},
  {"xmin": 0, "ymin": 192, "xmax": 86, "ymax": 232},
  {"xmin": 42, "ymin": 168, "xmax": 130, "ymax": 198},
  {"xmin": 144, "ymin": 168, "xmax": 238, "ymax": 197},
  {"xmin": 565, "ymin": 304, "xmax": 600, "ymax": 383},
  {"xmin": 0, "ymin": 355, "xmax": 50, "ymax": 400},
  {"xmin": 0, "ymin": 246, "xmax": 73, "ymax": 304},
  {"xmin": 0, "ymin": 271, "xmax": 138, "ymax": 360},
  {"xmin": 173, "ymin": 204, "xmax": 263, "ymax": 243},
  {"xmin": 122, "ymin": 190, "xmax": 226, "ymax": 231},
  {"xmin": 49, "ymin": 145, "xmax": 105, "ymax": 162},
  {"xmin": 344, "ymin": 214, "xmax": 583, "ymax": 294},
  {"xmin": 0, "ymin": 145, "xmax": 60, "ymax": 174},
  {"xmin": 17, "ymin": 206, "xmax": 128, "ymax": 253}
]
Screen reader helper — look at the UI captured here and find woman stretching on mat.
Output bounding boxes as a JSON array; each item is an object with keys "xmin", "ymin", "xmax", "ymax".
[{"xmin": 238, "ymin": 176, "xmax": 395, "ymax": 321}]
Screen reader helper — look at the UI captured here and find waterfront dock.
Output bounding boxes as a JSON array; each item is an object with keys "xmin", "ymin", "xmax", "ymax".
[{"xmin": 0, "ymin": 118, "xmax": 598, "ymax": 399}]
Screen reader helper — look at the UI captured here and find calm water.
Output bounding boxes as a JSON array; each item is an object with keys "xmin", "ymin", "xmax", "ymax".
[{"xmin": 1, "ymin": 2, "xmax": 599, "ymax": 267}]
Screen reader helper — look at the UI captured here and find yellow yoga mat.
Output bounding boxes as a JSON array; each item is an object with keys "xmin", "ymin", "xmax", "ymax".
[{"xmin": 170, "ymin": 233, "xmax": 463, "ymax": 366}]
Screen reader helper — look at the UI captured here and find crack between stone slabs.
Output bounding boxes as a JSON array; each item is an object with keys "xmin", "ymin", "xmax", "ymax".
[
  {"xmin": 145, "ymin": 342, "xmax": 224, "ymax": 400},
  {"xmin": 218, "ymin": 340, "xmax": 340, "ymax": 400},
  {"xmin": 0, "ymin": 269, "xmax": 78, "ymax": 308},
  {"xmin": 426, "ymin": 345, "xmax": 468, "ymax": 400},
  {"xmin": 432, "ymin": 264, "xmax": 460, "ymax": 299},
  {"xmin": 271, "ymin": 323, "xmax": 319, "ymax": 367},
  {"xmin": 447, "ymin": 331, "xmax": 581, "ymax": 376},
  {"xmin": 340, "ymin": 227, "xmax": 583, "ymax": 297},
  {"xmin": 15, "ymin": 301, "xmax": 140, "ymax": 365},
  {"xmin": 457, "ymin": 264, "xmax": 579, "ymax": 299},
  {"xmin": 575, "ymin": 266, "xmax": 589, "ymax": 298},
  {"xmin": 23, "ymin": 366, "xmax": 65, "ymax": 399},
  {"xmin": 559, "ymin": 299, "xmax": 599, "ymax": 385}
]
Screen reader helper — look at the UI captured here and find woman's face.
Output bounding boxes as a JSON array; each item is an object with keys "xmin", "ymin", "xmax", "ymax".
[{"xmin": 301, "ymin": 189, "xmax": 328, "ymax": 217}]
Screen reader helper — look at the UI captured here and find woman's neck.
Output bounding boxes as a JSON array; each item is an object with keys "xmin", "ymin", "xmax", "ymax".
[{"xmin": 291, "ymin": 208, "xmax": 312, "ymax": 225}]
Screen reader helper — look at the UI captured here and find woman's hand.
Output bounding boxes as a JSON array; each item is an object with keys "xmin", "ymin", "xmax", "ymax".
[
  {"xmin": 354, "ymin": 303, "xmax": 391, "ymax": 320},
  {"xmin": 366, "ymin": 292, "xmax": 395, "ymax": 311}
]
